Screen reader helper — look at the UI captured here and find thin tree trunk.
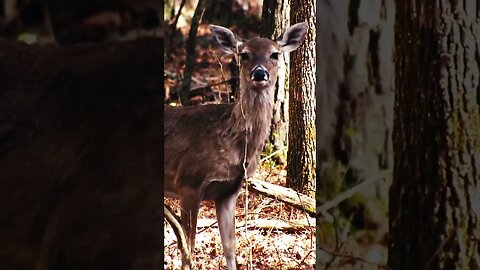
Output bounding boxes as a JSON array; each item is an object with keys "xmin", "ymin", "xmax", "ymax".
[
  {"xmin": 287, "ymin": 0, "xmax": 316, "ymax": 197},
  {"xmin": 261, "ymin": 0, "xmax": 290, "ymax": 164},
  {"xmin": 389, "ymin": 0, "xmax": 480, "ymax": 269},
  {"xmin": 167, "ymin": 0, "xmax": 187, "ymax": 55},
  {"xmin": 180, "ymin": 0, "xmax": 205, "ymax": 106}
]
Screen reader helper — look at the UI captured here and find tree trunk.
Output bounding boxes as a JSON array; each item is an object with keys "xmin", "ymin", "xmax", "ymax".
[
  {"xmin": 287, "ymin": 0, "xmax": 316, "ymax": 197},
  {"xmin": 180, "ymin": 0, "xmax": 205, "ymax": 106},
  {"xmin": 316, "ymin": 0, "xmax": 395, "ymax": 229},
  {"xmin": 261, "ymin": 0, "xmax": 290, "ymax": 164},
  {"xmin": 389, "ymin": 1, "xmax": 480, "ymax": 269}
]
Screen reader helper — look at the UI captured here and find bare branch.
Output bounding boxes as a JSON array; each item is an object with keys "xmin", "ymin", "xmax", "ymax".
[
  {"xmin": 164, "ymin": 205, "xmax": 192, "ymax": 269},
  {"xmin": 316, "ymin": 170, "xmax": 392, "ymax": 217}
]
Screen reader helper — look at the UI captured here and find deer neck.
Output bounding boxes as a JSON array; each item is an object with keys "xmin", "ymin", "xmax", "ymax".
[{"xmin": 230, "ymin": 83, "xmax": 274, "ymax": 156}]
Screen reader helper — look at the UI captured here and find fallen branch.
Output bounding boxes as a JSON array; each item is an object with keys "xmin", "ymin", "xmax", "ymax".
[{"xmin": 248, "ymin": 178, "xmax": 317, "ymax": 217}]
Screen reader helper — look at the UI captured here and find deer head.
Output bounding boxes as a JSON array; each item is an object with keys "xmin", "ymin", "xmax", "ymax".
[{"xmin": 209, "ymin": 23, "xmax": 308, "ymax": 92}]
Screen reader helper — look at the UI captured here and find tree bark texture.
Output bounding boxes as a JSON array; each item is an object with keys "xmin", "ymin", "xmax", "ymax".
[
  {"xmin": 287, "ymin": 0, "xmax": 316, "ymax": 197},
  {"xmin": 262, "ymin": 0, "xmax": 290, "ymax": 164},
  {"xmin": 316, "ymin": 0, "xmax": 395, "ymax": 228},
  {"xmin": 389, "ymin": 1, "xmax": 480, "ymax": 269}
]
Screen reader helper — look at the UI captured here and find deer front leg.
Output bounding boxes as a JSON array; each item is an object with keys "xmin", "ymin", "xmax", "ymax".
[
  {"xmin": 180, "ymin": 194, "xmax": 201, "ymax": 269},
  {"xmin": 215, "ymin": 192, "xmax": 239, "ymax": 270}
]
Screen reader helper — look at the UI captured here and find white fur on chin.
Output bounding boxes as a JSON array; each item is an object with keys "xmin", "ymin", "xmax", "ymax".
[{"xmin": 252, "ymin": 81, "xmax": 268, "ymax": 88}]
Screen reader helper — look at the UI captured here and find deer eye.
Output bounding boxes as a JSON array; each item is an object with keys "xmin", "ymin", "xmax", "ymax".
[
  {"xmin": 270, "ymin": 52, "xmax": 280, "ymax": 60},
  {"xmin": 240, "ymin": 52, "xmax": 249, "ymax": 61}
]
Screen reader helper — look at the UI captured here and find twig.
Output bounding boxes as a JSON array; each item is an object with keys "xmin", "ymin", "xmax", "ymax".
[
  {"xmin": 323, "ymin": 214, "xmax": 353, "ymax": 270},
  {"xmin": 260, "ymin": 146, "xmax": 287, "ymax": 162},
  {"xmin": 294, "ymin": 187, "xmax": 316, "ymax": 256},
  {"xmin": 318, "ymin": 245, "xmax": 391, "ymax": 270},
  {"xmin": 211, "ymin": 50, "xmax": 231, "ymax": 102},
  {"xmin": 164, "ymin": 205, "xmax": 193, "ymax": 269},
  {"xmin": 316, "ymin": 170, "xmax": 392, "ymax": 217},
  {"xmin": 296, "ymin": 249, "xmax": 314, "ymax": 269},
  {"xmin": 196, "ymin": 219, "xmax": 218, "ymax": 234},
  {"xmin": 237, "ymin": 52, "xmax": 253, "ymax": 268},
  {"xmin": 424, "ymin": 228, "xmax": 454, "ymax": 269},
  {"xmin": 273, "ymin": 240, "xmax": 285, "ymax": 268}
]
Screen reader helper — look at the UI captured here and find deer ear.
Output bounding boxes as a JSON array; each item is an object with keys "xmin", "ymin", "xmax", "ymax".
[
  {"xmin": 277, "ymin": 22, "xmax": 308, "ymax": 53},
  {"xmin": 209, "ymin": 25, "xmax": 242, "ymax": 54}
]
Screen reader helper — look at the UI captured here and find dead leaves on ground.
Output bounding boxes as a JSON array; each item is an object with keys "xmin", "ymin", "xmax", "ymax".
[{"xmin": 164, "ymin": 167, "xmax": 316, "ymax": 270}]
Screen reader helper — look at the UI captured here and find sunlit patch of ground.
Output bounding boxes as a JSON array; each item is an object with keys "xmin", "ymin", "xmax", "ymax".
[{"xmin": 164, "ymin": 167, "xmax": 316, "ymax": 270}]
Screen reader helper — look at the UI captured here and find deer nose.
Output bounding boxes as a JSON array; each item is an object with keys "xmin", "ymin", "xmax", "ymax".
[{"xmin": 250, "ymin": 66, "xmax": 269, "ymax": 82}]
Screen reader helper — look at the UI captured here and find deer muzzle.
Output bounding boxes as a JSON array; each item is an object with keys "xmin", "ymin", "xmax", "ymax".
[{"xmin": 250, "ymin": 65, "xmax": 269, "ymax": 87}]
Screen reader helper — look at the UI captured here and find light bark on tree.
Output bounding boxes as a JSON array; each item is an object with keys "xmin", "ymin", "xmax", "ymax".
[
  {"xmin": 389, "ymin": 1, "xmax": 480, "ymax": 269},
  {"xmin": 261, "ymin": 0, "xmax": 290, "ymax": 164},
  {"xmin": 287, "ymin": 0, "xmax": 316, "ymax": 197}
]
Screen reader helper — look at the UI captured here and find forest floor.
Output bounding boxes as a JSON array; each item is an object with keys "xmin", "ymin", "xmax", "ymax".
[
  {"xmin": 163, "ymin": 165, "xmax": 388, "ymax": 270},
  {"xmin": 164, "ymin": 166, "xmax": 316, "ymax": 270}
]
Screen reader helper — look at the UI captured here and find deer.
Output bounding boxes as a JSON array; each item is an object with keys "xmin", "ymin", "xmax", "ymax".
[{"xmin": 164, "ymin": 23, "xmax": 308, "ymax": 269}]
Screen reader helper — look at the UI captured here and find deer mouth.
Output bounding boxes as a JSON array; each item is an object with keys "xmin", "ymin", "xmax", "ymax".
[
  {"xmin": 252, "ymin": 80, "xmax": 269, "ymax": 87},
  {"xmin": 250, "ymin": 66, "xmax": 269, "ymax": 88}
]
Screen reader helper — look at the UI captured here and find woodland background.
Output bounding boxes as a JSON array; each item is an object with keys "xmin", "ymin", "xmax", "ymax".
[
  {"xmin": 165, "ymin": 0, "xmax": 392, "ymax": 269},
  {"xmin": 1, "ymin": 0, "xmax": 478, "ymax": 269}
]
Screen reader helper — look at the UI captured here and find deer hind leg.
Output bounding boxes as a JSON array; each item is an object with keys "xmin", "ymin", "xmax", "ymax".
[
  {"xmin": 180, "ymin": 194, "xmax": 201, "ymax": 269},
  {"xmin": 215, "ymin": 192, "xmax": 239, "ymax": 270}
]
